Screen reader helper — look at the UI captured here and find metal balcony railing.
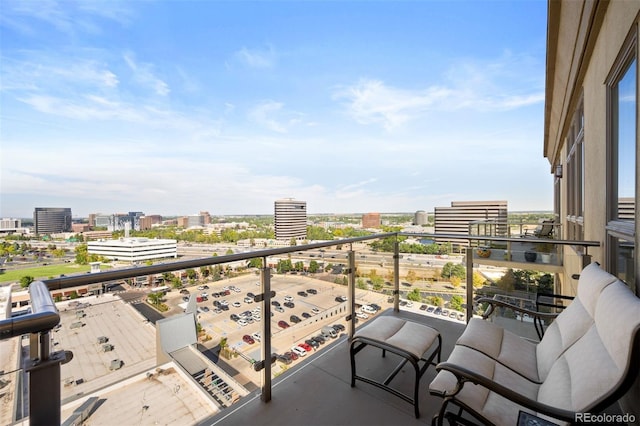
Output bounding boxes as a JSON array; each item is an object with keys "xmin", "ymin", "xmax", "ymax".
[{"xmin": 0, "ymin": 232, "xmax": 599, "ymax": 424}]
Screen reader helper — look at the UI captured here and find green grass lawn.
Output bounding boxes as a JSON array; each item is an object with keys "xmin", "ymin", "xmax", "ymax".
[{"xmin": 0, "ymin": 264, "xmax": 111, "ymax": 284}]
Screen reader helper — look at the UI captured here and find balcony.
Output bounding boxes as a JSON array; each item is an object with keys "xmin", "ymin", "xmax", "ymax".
[{"xmin": 0, "ymin": 233, "xmax": 621, "ymax": 425}]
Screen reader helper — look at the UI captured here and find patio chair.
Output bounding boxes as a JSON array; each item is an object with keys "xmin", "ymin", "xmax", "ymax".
[
  {"xmin": 524, "ymin": 219, "xmax": 555, "ymax": 238},
  {"xmin": 429, "ymin": 262, "xmax": 640, "ymax": 425}
]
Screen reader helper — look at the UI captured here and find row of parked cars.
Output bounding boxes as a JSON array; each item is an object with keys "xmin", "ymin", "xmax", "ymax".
[{"xmin": 273, "ymin": 324, "xmax": 345, "ymax": 365}]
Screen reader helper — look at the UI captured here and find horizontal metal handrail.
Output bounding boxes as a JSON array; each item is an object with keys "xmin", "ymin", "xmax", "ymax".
[
  {"xmin": 0, "ymin": 281, "xmax": 60, "ymax": 340},
  {"xmin": 41, "ymin": 233, "xmax": 397, "ymax": 291},
  {"xmin": 35, "ymin": 232, "xmax": 600, "ymax": 292}
]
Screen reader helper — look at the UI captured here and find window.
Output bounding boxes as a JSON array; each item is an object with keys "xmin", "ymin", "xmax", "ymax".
[
  {"xmin": 607, "ymin": 33, "xmax": 637, "ymax": 291},
  {"xmin": 566, "ymin": 100, "xmax": 584, "ymax": 241}
]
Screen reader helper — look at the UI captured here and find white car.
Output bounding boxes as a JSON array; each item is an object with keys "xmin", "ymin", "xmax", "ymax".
[
  {"xmin": 232, "ymin": 301, "xmax": 241, "ymax": 308},
  {"xmin": 356, "ymin": 312, "xmax": 369, "ymax": 320},
  {"xmin": 284, "ymin": 295, "xmax": 294, "ymax": 302},
  {"xmin": 237, "ymin": 319, "xmax": 248, "ymax": 327},
  {"xmin": 219, "ymin": 300, "xmax": 229, "ymax": 306},
  {"xmin": 244, "ymin": 297, "xmax": 253, "ymax": 304},
  {"xmin": 291, "ymin": 346, "xmax": 307, "ymax": 357},
  {"xmin": 361, "ymin": 305, "xmax": 376, "ymax": 314},
  {"xmin": 311, "ymin": 308, "xmax": 321, "ymax": 315},
  {"xmin": 252, "ymin": 332, "xmax": 261, "ymax": 342}
]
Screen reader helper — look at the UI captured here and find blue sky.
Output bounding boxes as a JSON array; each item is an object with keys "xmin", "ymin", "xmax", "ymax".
[{"xmin": 1, "ymin": 0, "xmax": 551, "ymax": 218}]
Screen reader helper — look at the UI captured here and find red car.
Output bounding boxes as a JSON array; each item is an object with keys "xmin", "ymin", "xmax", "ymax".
[
  {"xmin": 278, "ymin": 320, "xmax": 290, "ymax": 329},
  {"xmin": 298, "ymin": 343, "xmax": 313, "ymax": 352},
  {"xmin": 242, "ymin": 334, "xmax": 255, "ymax": 344},
  {"xmin": 284, "ymin": 351, "xmax": 298, "ymax": 361}
]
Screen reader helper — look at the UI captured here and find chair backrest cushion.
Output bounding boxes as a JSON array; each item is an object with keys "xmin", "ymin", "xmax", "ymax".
[
  {"xmin": 537, "ymin": 280, "xmax": 640, "ymax": 411},
  {"xmin": 536, "ymin": 263, "xmax": 618, "ymax": 380}
]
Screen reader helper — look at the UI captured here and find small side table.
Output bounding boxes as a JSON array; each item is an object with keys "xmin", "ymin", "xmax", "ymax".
[{"xmin": 350, "ymin": 316, "xmax": 441, "ymax": 418}]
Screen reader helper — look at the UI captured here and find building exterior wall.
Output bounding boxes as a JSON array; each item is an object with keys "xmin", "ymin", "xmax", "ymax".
[
  {"xmin": 34, "ymin": 207, "xmax": 72, "ymax": 235},
  {"xmin": 545, "ymin": 0, "xmax": 639, "ymax": 416},
  {"xmin": 434, "ymin": 201, "xmax": 508, "ymax": 245},
  {"xmin": 274, "ymin": 198, "xmax": 307, "ymax": 240},
  {"xmin": 87, "ymin": 238, "xmax": 178, "ymax": 262},
  {"xmin": 414, "ymin": 210, "xmax": 428, "ymax": 226},
  {"xmin": 362, "ymin": 213, "xmax": 381, "ymax": 229}
]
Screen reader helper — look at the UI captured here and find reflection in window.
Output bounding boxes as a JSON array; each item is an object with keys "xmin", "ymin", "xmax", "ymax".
[
  {"xmin": 614, "ymin": 237, "xmax": 635, "ymax": 288},
  {"xmin": 616, "ymin": 58, "xmax": 636, "ymax": 221}
]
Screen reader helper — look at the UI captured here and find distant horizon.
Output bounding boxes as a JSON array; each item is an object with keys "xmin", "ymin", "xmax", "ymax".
[{"xmin": 8, "ymin": 209, "xmax": 553, "ymax": 221}]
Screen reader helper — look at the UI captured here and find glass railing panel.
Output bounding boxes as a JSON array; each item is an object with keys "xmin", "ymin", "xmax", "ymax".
[{"xmin": 0, "ymin": 342, "xmax": 26, "ymax": 425}]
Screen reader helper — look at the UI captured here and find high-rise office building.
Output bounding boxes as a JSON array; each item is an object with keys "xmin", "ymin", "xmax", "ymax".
[
  {"xmin": 274, "ymin": 198, "xmax": 307, "ymax": 240},
  {"xmin": 414, "ymin": 210, "xmax": 428, "ymax": 226},
  {"xmin": 362, "ymin": 213, "xmax": 381, "ymax": 229},
  {"xmin": 434, "ymin": 201, "xmax": 508, "ymax": 245},
  {"xmin": 33, "ymin": 207, "xmax": 72, "ymax": 235}
]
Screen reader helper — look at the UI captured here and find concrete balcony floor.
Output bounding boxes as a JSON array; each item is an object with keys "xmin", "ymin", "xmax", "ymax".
[{"xmin": 199, "ymin": 309, "xmax": 466, "ymax": 426}]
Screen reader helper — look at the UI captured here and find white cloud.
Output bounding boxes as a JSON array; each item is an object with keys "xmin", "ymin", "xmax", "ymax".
[
  {"xmin": 248, "ymin": 100, "xmax": 303, "ymax": 133},
  {"xmin": 234, "ymin": 45, "xmax": 276, "ymax": 69},
  {"xmin": 123, "ymin": 52, "xmax": 170, "ymax": 96}
]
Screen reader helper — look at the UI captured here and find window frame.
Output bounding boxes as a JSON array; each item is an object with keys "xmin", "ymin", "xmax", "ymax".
[{"xmin": 605, "ymin": 26, "xmax": 637, "ymax": 292}]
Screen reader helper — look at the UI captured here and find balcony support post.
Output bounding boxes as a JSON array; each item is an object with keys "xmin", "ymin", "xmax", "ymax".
[
  {"xmin": 465, "ymin": 247, "xmax": 474, "ymax": 323},
  {"xmin": 260, "ymin": 264, "xmax": 272, "ymax": 403},
  {"xmin": 347, "ymin": 250, "xmax": 356, "ymax": 339},
  {"xmin": 393, "ymin": 241, "xmax": 400, "ymax": 313}
]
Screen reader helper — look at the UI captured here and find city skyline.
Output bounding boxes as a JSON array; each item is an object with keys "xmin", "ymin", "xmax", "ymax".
[{"xmin": 1, "ymin": 1, "xmax": 551, "ymax": 218}]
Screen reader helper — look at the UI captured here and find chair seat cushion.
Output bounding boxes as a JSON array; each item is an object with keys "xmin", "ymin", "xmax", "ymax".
[
  {"xmin": 354, "ymin": 316, "xmax": 439, "ymax": 359},
  {"xmin": 456, "ymin": 318, "xmax": 540, "ymax": 382}
]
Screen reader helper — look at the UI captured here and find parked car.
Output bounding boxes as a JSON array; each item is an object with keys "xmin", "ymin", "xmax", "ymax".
[
  {"xmin": 242, "ymin": 334, "xmax": 255, "ymax": 344},
  {"xmin": 311, "ymin": 307, "xmax": 321, "ymax": 315},
  {"xmin": 284, "ymin": 302, "xmax": 295, "ymax": 309},
  {"xmin": 299, "ymin": 341, "xmax": 314, "ymax": 352},
  {"xmin": 290, "ymin": 315, "xmax": 301, "ymax": 324},
  {"xmin": 335, "ymin": 296, "xmax": 347, "ymax": 303},
  {"xmin": 284, "ymin": 295, "xmax": 294, "ymax": 302},
  {"xmin": 284, "ymin": 351, "xmax": 298, "ymax": 361},
  {"xmin": 297, "ymin": 291, "xmax": 308, "ymax": 297},
  {"xmin": 369, "ymin": 303, "xmax": 381, "ymax": 311},
  {"xmin": 276, "ymin": 354, "xmax": 292, "ymax": 365},
  {"xmin": 312, "ymin": 335, "xmax": 325, "ymax": 344},
  {"xmin": 356, "ymin": 312, "xmax": 369, "ymax": 320},
  {"xmin": 237, "ymin": 319, "xmax": 248, "ymax": 327},
  {"xmin": 427, "ymin": 306, "xmax": 435, "ymax": 313},
  {"xmin": 291, "ymin": 346, "xmax": 307, "ymax": 357},
  {"xmin": 244, "ymin": 297, "xmax": 253, "ymax": 304},
  {"xmin": 252, "ymin": 332, "xmax": 261, "ymax": 342},
  {"xmin": 275, "ymin": 306, "xmax": 285, "ymax": 313},
  {"xmin": 278, "ymin": 320, "xmax": 290, "ymax": 329},
  {"xmin": 306, "ymin": 288, "xmax": 317, "ymax": 295},
  {"xmin": 232, "ymin": 301, "xmax": 242, "ymax": 308},
  {"xmin": 332, "ymin": 324, "xmax": 345, "ymax": 332},
  {"xmin": 301, "ymin": 312, "xmax": 311, "ymax": 319},
  {"xmin": 271, "ymin": 301, "xmax": 281, "ymax": 306},
  {"xmin": 305, "ymin": 339, "xmax": 319, "ymax": 349}
]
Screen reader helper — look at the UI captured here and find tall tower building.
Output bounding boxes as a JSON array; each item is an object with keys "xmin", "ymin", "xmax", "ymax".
[
  {"xmin": 34, "ymin": 207, "xmax": 72, "ymax": 235},
  {"xmin": 274, "ymin": 198, "xmax": 307, "ymax": 241},
  {"xmin": 414, "ymin": 210, "xmax": 428, "ymax": 226}
]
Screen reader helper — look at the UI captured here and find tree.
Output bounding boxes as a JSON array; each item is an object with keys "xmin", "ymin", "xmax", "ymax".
[
  {"xmin": 247, "ymin": 258, "xmax": 263, "ymax": 269},
  {"xmin": 538, "ymin": 273, "xmax": 554, "ymax": 293},
  {"xmin": 472, "ymin": 272, "xmax": 486, "ymax": 288},
  {"xmin": 429, "ymin": 296, "xmax": 444, "ymax": 307},
  {"xmin": 497, "ymin": 269, "xmax": 516, "ymax": 292},
  {"xmin": 407, "ymin": 288, "xmax": 422, "ymax": 302},
  {"xmin": 148, "ymin": 292, "xmax": 163, "ymax": 307},
  {"xmin": 371, "ymin": 275, "xmax": 384, "ymax": 291},
  {"xmin": 441, "ymin": 262, "xmax": 465, "ymax": 280},
  {"xmin": 405, "ymin": 269, "xmax": 418, "ymax": 284},
  {"xmin": 75, "ymin": 244, "xmax": 89, "ymax": 265},
  {"xmin": 20, "ymin": 275, "xmax": 34, "ymax": 288},
  {"xmin": 450, "ymin": 276, "xmax": 462, "ymax": 288},
  {"xmin": 308, "ymin": 260, "xmax": 319, "ymax": 273},
  {"xmin": 449, "ymin": 295, "xmax": 465, "ymax": 311}
]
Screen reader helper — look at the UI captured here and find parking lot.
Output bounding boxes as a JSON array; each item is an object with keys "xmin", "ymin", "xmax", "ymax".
[{"xmin": 160, "ymin": 273, "xmax": 389, "ymax": 379}]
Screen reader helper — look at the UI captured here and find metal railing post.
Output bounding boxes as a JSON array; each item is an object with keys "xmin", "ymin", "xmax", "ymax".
[
  {"xmin": 347, "ymin": 250, "xmax": 356, "ymax": 339},
  {"xmin": 260, "ymin": 265, "xmax": 272, "ymax": 403},
  {"xmin": 466, "ymin": 247, "xmax": 474, "ymax": 324},
  {"xmin": 393, "ymin": 241, "xmax": 400, "ymax": 312}
]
